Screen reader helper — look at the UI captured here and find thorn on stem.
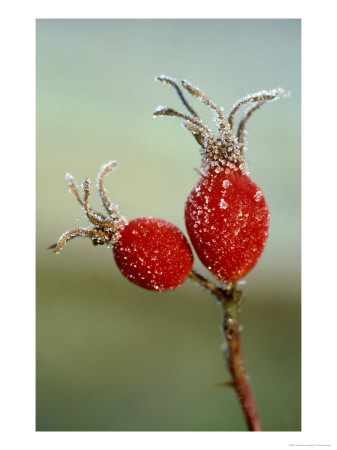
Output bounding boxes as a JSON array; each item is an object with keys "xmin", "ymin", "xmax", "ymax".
[{"xmin": 211, "ymin": 381, "xmax": 234, "ymax": 388}]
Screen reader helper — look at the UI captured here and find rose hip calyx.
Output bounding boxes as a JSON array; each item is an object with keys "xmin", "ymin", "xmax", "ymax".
[{"xmin": 154, "ymin": 75, "xmax": 289, "ymax": 175}]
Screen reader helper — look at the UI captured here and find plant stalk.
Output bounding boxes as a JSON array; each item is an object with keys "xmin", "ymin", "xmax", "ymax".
[{"xmin": 188, "ymin": 269, "xmax": 262, "ymax": 431}]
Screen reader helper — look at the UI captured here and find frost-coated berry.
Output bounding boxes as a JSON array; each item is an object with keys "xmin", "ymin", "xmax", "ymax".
[
  {"xmin": 185, "ymin": 169, "xmax": 269, "ymax": 282},
  {"xmin": 113, "ymin": 217, "xmax": 193, "ymax": 291}
]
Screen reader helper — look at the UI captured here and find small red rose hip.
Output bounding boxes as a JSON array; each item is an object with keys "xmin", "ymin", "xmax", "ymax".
[
  {"xmin": 154, "ymin": 75, "xmax": 288, "ymax": 282},
  {"xmin": 52, "ymin": 162, "xmax": 193, "ymax": 291},
  {"xmin": 113, "ymin": 217, "xmax": 193, "ymax": 291}
]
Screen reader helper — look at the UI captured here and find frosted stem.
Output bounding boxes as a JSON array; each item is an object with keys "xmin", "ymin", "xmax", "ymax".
[{"xmin": 188, "ymin": 269, "xmax": 262, "ymax": 431}]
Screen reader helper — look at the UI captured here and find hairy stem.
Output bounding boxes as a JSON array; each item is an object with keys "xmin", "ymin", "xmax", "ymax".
[{"xmin": 188, "ymin": 269, "xmax": 262, "ymax": 431}]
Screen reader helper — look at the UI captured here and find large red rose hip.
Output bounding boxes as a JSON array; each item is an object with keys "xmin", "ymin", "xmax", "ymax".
[{"xmin": 185, "ymin": 168, "xmax": 269, "ymax": 282}]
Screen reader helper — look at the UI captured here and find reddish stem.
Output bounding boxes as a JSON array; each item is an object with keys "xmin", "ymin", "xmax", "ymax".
[
  {"xmin": 223, "ymin": 306, "xmax": 262, "ymax": 431},
  {"xmin": 188, "ymin": 270, "xmax": 262, "ymax": 431}
]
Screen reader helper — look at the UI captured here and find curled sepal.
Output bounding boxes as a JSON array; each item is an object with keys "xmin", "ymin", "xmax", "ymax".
[
  {"xmin": 51, "ymin": 162, "xmax": 128, "ymax": 253},
  {"xmin": 154, "ymin": 76, "xmax": 289, "ymax": 175}
]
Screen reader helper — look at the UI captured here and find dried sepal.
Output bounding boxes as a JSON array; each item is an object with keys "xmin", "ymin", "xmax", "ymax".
[
  {"xmin": 181, "ymin": 79, "xmax": 226, "ymax": 131},
  {"xmin": 52, "ymin": 227, "xmax": 101, "ymax": 254},
  {"xmin": 154, "ymin": 77, "xmax": 246, "ymax": 173},
  {"xmin": 154, "ymin": 76, "xmax": 289, "ymax": 175},
  {"xmin": 154, "ymin": 106, "xmax": 215, "ymax": 143},
  {"xmin": 155, "ymin": 75, "xmax": 199, "ymax": 117},
  {"xmin": 65, "ymin": 173, "xmax": 84, "ymax": 207},
  {"xmin": 227, "ymin": 88, "xmax": 290, "ymax": 129},
  {"xmin": 66, "ymin": 172, "xmax": 106, "ymax": 221},
  {"xmin": 51, "ymin": 162, "xmax": 128, "ymax": 253},
  {"xmin": 96, "ymin": 160, "xmax": 120, "ymax": 216},
  {"xmin": 236, "ymin": 101, "xmax": 265, "ymax": 151}
]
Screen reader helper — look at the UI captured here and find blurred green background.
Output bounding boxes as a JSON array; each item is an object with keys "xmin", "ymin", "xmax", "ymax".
[{"xmin": 36, "ymin": 19, "xmax": 301, "ymax": 431}]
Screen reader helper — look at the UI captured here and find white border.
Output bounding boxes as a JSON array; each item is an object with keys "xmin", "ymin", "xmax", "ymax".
[{"xmin": 1, "ymin": 1, "xmax": 337, "ymax": 449}]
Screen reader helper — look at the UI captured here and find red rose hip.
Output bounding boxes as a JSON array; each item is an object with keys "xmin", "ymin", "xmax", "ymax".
[
  {"xmin": 114, "ymin": 217, "xmax": 193, "ymax": 291},
  {"xmin": 185, "ymin": 168, "xmax": 269, "ymax": 282}
]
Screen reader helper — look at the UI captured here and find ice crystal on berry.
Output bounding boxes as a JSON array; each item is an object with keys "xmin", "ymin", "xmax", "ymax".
[{"xmin": 219, "ymin": 199, "xmax": 228, "ymax": 210}]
